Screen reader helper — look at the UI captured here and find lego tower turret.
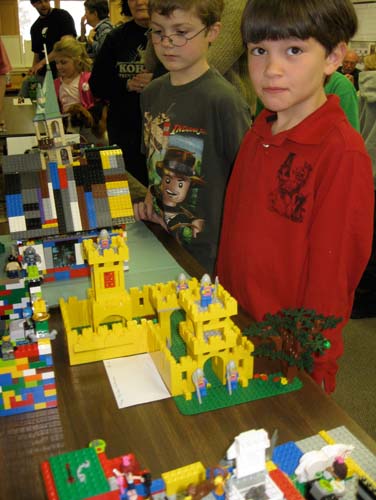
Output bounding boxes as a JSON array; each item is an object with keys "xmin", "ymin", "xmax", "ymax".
[{"xmin": 33, "ymin": 46, "xmax": 73, "ymax": 168}]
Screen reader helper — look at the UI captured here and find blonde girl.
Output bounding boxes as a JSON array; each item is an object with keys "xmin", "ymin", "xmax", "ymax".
[{"xmin": 53, "ymin": 36, "xmax": 95, "ymax": 113}]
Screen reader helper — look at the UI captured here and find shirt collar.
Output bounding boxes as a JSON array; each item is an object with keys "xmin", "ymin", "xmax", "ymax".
[{"xmin": 254, "ymin": 95, "xmax": 343, "ymax": 146}]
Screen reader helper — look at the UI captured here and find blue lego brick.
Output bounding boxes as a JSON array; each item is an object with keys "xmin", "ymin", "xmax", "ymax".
[
  {"xmin": 272, "ymin": 441, "xmax": 303, "ymax": 476},
  {"xmin": 84, "ymin": 191, "xmax": 97, "ymax": 228},
  {"xmin": 55, "ymin": 271, "xmax": 71, "ymax": 281},
  {"xmin": 151, "ymin": 478, "xmax": 165, "ymax": 494},
  {"xmin": 43, "ymin": 240, "xmax": 55, "ymax": 248},
  {"xmin": 42, "ymin": 377, "xmax": 56, "ymax": 386},
  {"xmin": 6, "ymin": 194, "xmax": 24, "ymax": 217},
  {"xmin": 0, "ymin": 373, "xmax": 13, "ymax": 386},
  {"xmin": 40, "ymin": 354, "xmax": 53, "ymax": 365},
  {"xmin": 21, "ymin": 386, "xmax": 44, "ymax": 403},
  {"xmin": 44, "ymin": 394, "xmax": 57, "ymax": 404},
  {"xmin": 49, "ymin": 162, "xmax": 60, "ymax": 189}
]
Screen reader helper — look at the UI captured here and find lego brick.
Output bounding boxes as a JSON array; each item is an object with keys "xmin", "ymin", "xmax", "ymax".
[
  {"xmin": 272, "ymin": 442, "xmax": 303, "ymax": 476},
  {"xmin": 60, "ymin": 189, "xmax": 74, "ymax": 233},
  {"xmin": 2, "ymin": 152, "xmax": 42, "ymax": 174},
  {"xmin": 48, "ymin": 448, "xmax": 110, "ymax": 499}
]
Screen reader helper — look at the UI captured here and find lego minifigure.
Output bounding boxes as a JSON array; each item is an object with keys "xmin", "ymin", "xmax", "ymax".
[
  {"xmin": 5, "ymin": 255, "xmax": 22, "ymax": 278},
  {"xmin": 226, "ymin": 360, "xmax": 239, "ymax": 395},
  {"xmin": 176, "ymin": 273, "xmax": 189, "ymax": 292},
  {"xmin": 192, "ymin": 368, "xmax": 209, "ymax": 404},
  {"xmin": 295, "ymin": 443, "xmax": 353, "ymax": 484},
  {"xmin": 1, "ymin": 335, "xmax": 14, "ymax": 360},
  {"xmin": 97, "ymin": 229, "xmax": 112, "ymax": 255},
  {"xmin": 200, "ymin": 274, "xmax": 213, "ymax": 308},
  {"xmin": 22, "ymin": 246, "xmax": 41, "ymax": 266}
]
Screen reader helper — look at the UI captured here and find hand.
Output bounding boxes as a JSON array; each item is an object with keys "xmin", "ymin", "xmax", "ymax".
[
  {"xmin": 29, "ymin": 60, "xmax": 45, "ymax": 75},
  {"xmin": 81, "ymin": 15, "xmax": 87, "ymax": 30},
  {"xmin": 127, "ymin": 72, "xmax": 153, "ymax": 93},
  {"xmin": 344, "ymin": 73, "xmax": 354, "ymax": 85},
  {"xmin": 87, "ymin": 29, "xmax": 96, "ymax": 45},
  {"xmin": 133, "ymin": 190, "xmax": 167, "ymax": 229}
]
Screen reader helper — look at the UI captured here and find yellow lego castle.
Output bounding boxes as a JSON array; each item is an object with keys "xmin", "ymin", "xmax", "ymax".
[{"xmin": 60, "ymin": 236, "xmax": 255, "ymax": 400}]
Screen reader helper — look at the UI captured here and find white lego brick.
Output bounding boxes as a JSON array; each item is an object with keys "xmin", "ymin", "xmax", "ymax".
[
  {"xmin": 70, "ymin": 201, "xmax": 83, "ymax": 232},
  {"xmin": 8, "ymin": 216, "xmax": 27, "ymax": 233},
  {"xmin": 74, "ymin": 242, "xmax": 84, "ymax": 265},
  {"xmin": 23, "ymin": 368, "xmax": 36, "ymax": 377},
  {"xmin": 42, "ymin": 371, "xmax": 55, "ymax": 380},
  {"xmin": 47, "ymin": 182, "xmax": 57, "ymax": 218},
  {"xmin": 38, "ymin": 345, "xmax": 52, "ymax": 355},
  {"xmin": 5, "ymin": 279, "xmax": 25, "ymax": 290}
]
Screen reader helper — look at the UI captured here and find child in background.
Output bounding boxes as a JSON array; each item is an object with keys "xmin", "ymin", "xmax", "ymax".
[
  {"xmin": 53, "ymin": 37, "xmax": 94, "ymax": 114},
  {"xmin": 53, "ymin": 37, "xmax": 107, "ymax": 144},
  {"xmin": 133, "ymin": 0, "xmax": 251, "ymax": 274},
  {"xmin": 216, "ymin": 0, "xmax": 374, "ymax": 393}
]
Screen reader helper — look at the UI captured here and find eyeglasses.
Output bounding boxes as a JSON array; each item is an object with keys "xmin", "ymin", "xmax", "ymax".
[{"xmin": 147, "ymin": 26, "xmax": 207, "ymax": 47}]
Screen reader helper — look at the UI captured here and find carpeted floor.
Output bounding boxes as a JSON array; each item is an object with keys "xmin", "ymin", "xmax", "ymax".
[{"xmin": 333, "ymin": 317, "xmax": 376, "ymax": 440}]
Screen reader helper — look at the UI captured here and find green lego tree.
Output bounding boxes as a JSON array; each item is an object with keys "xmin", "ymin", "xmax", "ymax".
[{"xmin": 243, "ymin": 308, "xmax": 341, "ymax": 380}]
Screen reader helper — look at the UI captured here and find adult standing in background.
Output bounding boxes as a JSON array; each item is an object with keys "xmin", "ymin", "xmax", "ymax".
[
  {"xmin": 89, "ymin": 0, "xmax": 152, "ymax": 185},
  {"xmin": 337, "ymin": 49, "xmax": 361, "ymax": 91},
  {"xmin": 80, "ymin": 0, "xmax": 113, "ymax": 60},
  {"xmin": 352, "ymin": 53, "xmax": 376, "ymax": 318},
  {"xmin": 325, "ymin": 71, "xmax": 360, "ymax": 131},
  {"xmin": 0, "ymin": 37, "xmax": 12, "ymax": 132},
  {"xmin": 29, "ymin": 0, "xmax": 76, "ymax": 78}
]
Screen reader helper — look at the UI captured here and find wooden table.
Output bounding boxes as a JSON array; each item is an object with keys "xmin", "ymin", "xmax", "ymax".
[{"xmin": 1, "ymin": 181, "xmax": 376, "ymax": 500}]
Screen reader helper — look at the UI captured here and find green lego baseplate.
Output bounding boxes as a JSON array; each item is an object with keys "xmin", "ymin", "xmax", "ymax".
[
  {"xmin": 170, "ymin": 310, "xmax": 303, "ymax": 415},
  {"xmin": 49, "ymin": 447, "xmax": 110, "ymax": 499},
  {"xmin": 173, "ymin": 371, "xmax": 303, "ymax": 415}
]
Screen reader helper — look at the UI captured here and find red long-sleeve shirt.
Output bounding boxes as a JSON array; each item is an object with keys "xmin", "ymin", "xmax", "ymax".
[{"xmin": 217, "ymin": 95, "xmax": 374, "ymax": 392}]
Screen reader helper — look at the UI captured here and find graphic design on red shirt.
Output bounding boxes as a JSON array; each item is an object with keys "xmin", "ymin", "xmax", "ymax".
[{"xmin": 269, "ymin": 152, "xmax": 312, "ymax": 223}]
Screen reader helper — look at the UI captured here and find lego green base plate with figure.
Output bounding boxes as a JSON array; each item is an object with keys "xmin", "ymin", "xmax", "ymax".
[{"xmin": 173, "ymin": 371, "xmax": 303, "ymax": 415}]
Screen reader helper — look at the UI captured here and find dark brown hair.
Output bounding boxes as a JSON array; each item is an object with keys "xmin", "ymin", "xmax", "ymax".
[
  {"xmin": 241, "ymin": 0, "xmax": 357, "ymax": 53},
  {"xmin": 84, "ymin": 0, "xmax": 110, "ymax": 20}
]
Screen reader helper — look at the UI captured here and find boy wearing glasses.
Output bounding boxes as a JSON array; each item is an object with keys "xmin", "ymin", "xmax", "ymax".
[
  {"xmin": 134, "ymin": 0, "xmax": 251, "ymax": 274},
  {"xmin": 217, "ymin": 0, "xmax": 374, "ymax": 393}
]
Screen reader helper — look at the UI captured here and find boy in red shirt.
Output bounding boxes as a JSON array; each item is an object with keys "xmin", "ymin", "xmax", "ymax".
[{"xmin": 217, "ymin": 0, "xmax": 374, "ymax": 393}]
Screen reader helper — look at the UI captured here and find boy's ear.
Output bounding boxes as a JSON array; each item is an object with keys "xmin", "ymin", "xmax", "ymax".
[
  {"xmin": 325, "ymin": 42, "xmax": 347, "ymax": 75},
  {"xmin": 207, "ymin": 21, "xmax": 221, "ymax": 43}
]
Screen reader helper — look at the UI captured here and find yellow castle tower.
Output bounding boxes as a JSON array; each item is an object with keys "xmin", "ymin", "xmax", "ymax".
[
  {"xmin": 83, "ymin": 235, "xmax": 133, "ymax": 331},
  {"xmin": 60, "ymin": 238, "xmax": 255, "ymax": 400}
]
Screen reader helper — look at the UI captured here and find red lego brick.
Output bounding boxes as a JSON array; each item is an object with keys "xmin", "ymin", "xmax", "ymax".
[
  {"xmin": 43, "ymin": 276, "xmax": 56, "ymax": 283},
  {"xmin": 58, "ymin": 167, "xmax": 68, "ymax": 189},
  {"xmin": 269, "ymin": 469, "xmax": 305, "ymax": 500},
  {"xmin": 41, "ymin": 461, "xmax": 59, "ymax": 500},
  {"xmin": 44, "ymin": 383, "xmax": 56, "ymax": 391},
  {"xmin": 70, "ymin": 268, "xmax": 90, "ymax": 278},
  {"xmin": 15, "ymin": 343, "xmax": 39, "ymax": 358},
  {"xmin": 90, "ymin": 491, "xmax": 119, "ymax": 499},
  {"xmin": 10, "ymin": 392, "xmax": 34, "ymax": 408}
]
